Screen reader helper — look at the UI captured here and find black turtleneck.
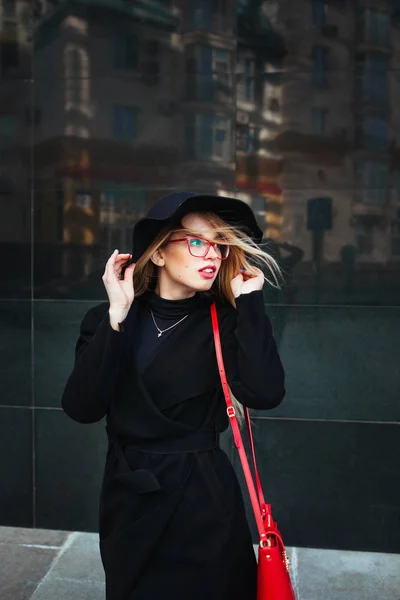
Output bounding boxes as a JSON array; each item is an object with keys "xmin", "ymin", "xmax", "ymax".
[{"xmin": 134, "ymin": 291, "xmax": 209, "ymax": 374}]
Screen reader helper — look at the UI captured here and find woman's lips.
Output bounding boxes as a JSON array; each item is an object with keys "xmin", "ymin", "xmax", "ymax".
[
  {"xmin": 199, "ymin": 271, "xmax": 216, "ymax": 279},
  {"xmin": 198, "ymin": 267, "xmax": 216, "ymax": 279}
]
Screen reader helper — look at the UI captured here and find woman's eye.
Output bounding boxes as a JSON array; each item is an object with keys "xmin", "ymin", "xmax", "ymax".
[{"xmin": 190, "ymin": 238, "xmax": 204, "ymax": 247}]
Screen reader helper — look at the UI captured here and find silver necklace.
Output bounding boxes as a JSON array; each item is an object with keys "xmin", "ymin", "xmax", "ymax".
[{"xmin": 149, "ymin": 309, "xmax": 189, "ymax": 338}]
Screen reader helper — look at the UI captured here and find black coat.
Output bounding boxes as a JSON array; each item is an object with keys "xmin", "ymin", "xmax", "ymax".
[{"xmin": 61, "ymin": 290, "xmax": 285, "ymax": 600}]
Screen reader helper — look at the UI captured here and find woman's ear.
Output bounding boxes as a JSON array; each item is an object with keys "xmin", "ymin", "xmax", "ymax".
[{"xmin": 150, "ymin": 249, "xmax": 165, "ymax": 267}]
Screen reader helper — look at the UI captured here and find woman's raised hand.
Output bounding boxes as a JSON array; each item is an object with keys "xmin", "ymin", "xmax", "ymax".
[
  {"xmin": 230, "ymin": 266, "xmax": 264, "ymax": 298},
  {"xmin": 102, "ymin": 250, "xmax": 136, "ymax": 329}
]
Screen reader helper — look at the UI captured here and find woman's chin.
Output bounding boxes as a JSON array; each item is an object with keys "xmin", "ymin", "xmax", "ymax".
[
  {"xmin": 198, "ymin": 278, "xmax": 215, "ymax": 289},
  {"xmin": 187, "ymin": 279, "xmax": 215, "ymax": 292}
]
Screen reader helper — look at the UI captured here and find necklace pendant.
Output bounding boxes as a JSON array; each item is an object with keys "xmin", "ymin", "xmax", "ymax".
[{"xmin": 158, "ymin": 332, "xmax": 162, "ymax": 338}]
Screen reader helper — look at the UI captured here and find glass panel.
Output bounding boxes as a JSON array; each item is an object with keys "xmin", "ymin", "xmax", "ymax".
[
  {"xmin": 363, "ymin": 8, "xmax": 390, "ymax": 45},
  {"xmin": 362, "ymin": 116, "xmax": 389, "ymax": 149},
  {"xmin": 312, "ymin": 0, "xmax": 326, "ymax": 26}
]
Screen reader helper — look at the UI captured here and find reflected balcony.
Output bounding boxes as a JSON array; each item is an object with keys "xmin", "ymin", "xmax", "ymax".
[
  {"xmin": 237, "ymin": 11, "xmax": 286, "ymax": 61},
  {"xmin": 271, "ymin": 129, "xmax": 348, "ymax": 163},
  {"xmin": 354, "ymin": 9, "xmax": 393, "ymax": 55},
  {"xmin": 185, "ymin": 73, "xmax": 234, "ymax": 107},
  {"xmin": 352, "ymin": 191, "xmax": 389, "ymax": 228},
  {"xmin": 33, "ymin": 0, "xmax": 179, "ymax": 32},
  {"xmin": 185, "ymin": 2, "xmax": 235, "ymax": 37}
]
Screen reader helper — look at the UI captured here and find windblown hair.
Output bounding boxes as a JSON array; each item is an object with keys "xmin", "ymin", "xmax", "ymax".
[{"xmin": 132, "ymin": 211, "xmax": 282, "ymax": 424}]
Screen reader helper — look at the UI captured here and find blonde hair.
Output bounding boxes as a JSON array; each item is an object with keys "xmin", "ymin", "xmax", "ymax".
[{"xmin": 132, "ymin": 211, "xmax": 282, "ymax": 424}]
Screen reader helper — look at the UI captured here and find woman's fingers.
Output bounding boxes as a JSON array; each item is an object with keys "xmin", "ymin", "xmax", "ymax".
[
  {"xmin": 239, "ymin": 267, "xmax": 262, "ymax": 281},
  {"xmin": 115, "ymin": 257, "xmax": 133, "ymax": 281},
  {"xmin": 103, "ymin": 249, "xmax": 118, "ymax": 279},
  {"xmin": 114, "ymin": 253, "xmax": 131, "ymax": 262},
  {"xmin": 104, "ymin": 251, "xmax": 132, "ymax": 278},
  {"xmin": 241, "ymin": 270, "xmax": 255, "ymax": 281},
  {"xmin": 123, "ymin": 262, "xmax": 136, "ymax": 282}
]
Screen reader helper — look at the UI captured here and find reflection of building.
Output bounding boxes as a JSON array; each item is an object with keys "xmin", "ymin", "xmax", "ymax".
[
  {"xmin": 33, "ymin": 0, "xmax": 182, "ymax": 261},
  {"xmin": 275, "ymin": 0, "xmax": 400, "ymax": 264},
  {"xmin": 235, "ymin": 1, "xmax": 287, "ymax": 238},
  {"xmin": 0, "ymin": 0, "xmax": 31, "ymax": 244},
  {"xmin": 33, "ymin": 0, "xmax": 241, "ymax": 269},
  {"xmin": 32, "ymin": 0, "xmax": 287, "ymax": 264},
  {"xmin": 31, "ymin": 0, "xmax": 400, "ymax": 274},
  {"xmin": 178, "ymin": 0, "xmax": 236, "ymax": 193}
]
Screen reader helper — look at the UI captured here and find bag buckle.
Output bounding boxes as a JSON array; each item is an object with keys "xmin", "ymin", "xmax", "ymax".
[{"xmin": 227, "ymin": 406, "xmax": 236, "ymax": 418}]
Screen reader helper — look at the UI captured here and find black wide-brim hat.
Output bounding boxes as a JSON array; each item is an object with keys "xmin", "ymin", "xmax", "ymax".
[{"xmin": 131, "ymin": 191, "xmax": 263, "ymax": 262}]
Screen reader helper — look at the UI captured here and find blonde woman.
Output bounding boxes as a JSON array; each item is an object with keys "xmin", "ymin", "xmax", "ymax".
[{"xmin": 62, "ymin": 192, "xmax": 286, "ymax": 600}]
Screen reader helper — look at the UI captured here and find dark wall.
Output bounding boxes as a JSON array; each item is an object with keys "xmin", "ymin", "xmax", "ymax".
[{"xmin": 0, "ymin": 0, "xmax": 399, "ymax": 552}]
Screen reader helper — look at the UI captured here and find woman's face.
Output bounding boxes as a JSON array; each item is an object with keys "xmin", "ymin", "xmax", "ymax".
[{"xmin": 152, "ymin": 213, "xmax": 226, "ymax": 299}]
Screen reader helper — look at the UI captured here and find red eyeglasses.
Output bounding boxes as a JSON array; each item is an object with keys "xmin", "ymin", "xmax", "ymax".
[{"xmin": 167, "ymin": 236, "xmax": 230, "ymax": 260}]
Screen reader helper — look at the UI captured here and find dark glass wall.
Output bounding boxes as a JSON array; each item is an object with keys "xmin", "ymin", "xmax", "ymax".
[{"xmin": 1, "ymin": 0, "xmax": 399, "ymax": 552}]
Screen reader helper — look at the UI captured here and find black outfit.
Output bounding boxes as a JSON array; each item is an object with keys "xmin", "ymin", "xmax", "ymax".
[{"xmin": 61, "ymin": 290, "xmax": 285, "ymax": 600}]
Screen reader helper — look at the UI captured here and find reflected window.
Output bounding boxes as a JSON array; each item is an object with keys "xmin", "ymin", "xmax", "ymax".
[
  {"xmin": 0, "ymin": 41, "xmax": 18, "ymax": 74},
  {"xmin": 214, "ymin": 48, "xmax": 230, "ymax": 86},
  {"xmin": 113, "ymin": 105, "xmax": 138, "ymax": 140},
  {"xmin": 237, "ymin": 125, "xmax": 260, "ymax": 153},
  {"xmin": 100, "ymin": 186, "xmax": 147, "ymax": 250},
  {"xmin": 251, "ymin": 195, "xmax": 266, "ymax": 229},
  {"xmin": 362, "ymin": 116, "xmax": 389, "ymax": 149},
  {"xmin": 192, "ymin": 45, "xmax": 231, "ymax": 101},
  {"xmin": 361, "ymin": 8, "xmax": 390, "ymax": 45},
  {"xmin": 196, "ymin": 46, "xmax": 213, "ymax": 100},
  {"xmin": 142, "ymin": 39, "xmax": 160, "ymax": 78},
  {"xmin": 65, "ymin": 45, "xmax": 90, "ymax": 110},
  {"xmin": 189, "ymin": 0, "xmax": 228, "ymax": 31},
  {"xmin": 391, "ymin": 210, "xmax": 400, "ymax": 256},
  {"xmin": 2, "ymin": 0, "xmax": 16, "ymax": 18},
  {"xmin": 357, "ymin": 53, "xmax": 389, "ymax": 106},
  {"xmin": 355, "ymin": 159, "xmax": 389, "ymax": 204},
  {"xmin": 392, "ymin": 170, "xmax": 400, "ymax": 202},
  {"xmin": 244, "ymin": 58, "xmax": 255, "ymax": 102},
  {"xmin": 311, "ymin": 108, "xmax": 327, "ymax": 134},
  {"xmin": 312, "ymin": 0, "xmax": 326, "ymax": 25},
  {"xmin": 311, "ymin": 46, "xmax": 328, "ymax": 86},
  {"xmin": 0, "ymin": 114, "xmax": 16, "ymax": 145},
  {"xmin": 114, "ymin": 34, "xmax": 138, "ymax": 69},
  {"xmin": 189, "ymin": 0, "xmax": 213, "ymax": 30},
  {"xmin": 186, "ymin": 113, "xmax": 231, "ymax": 160},
  {"xmin": 355, "ymin": 222, "xmax": 373, "ymax": 256},
  {"xmin": 237, "ymin": 56, "xmax": 255, "ymax": 103},
  {"xmin": 269, "ymin": 98, "xmax": 280, "ymax": 113},
  {"xmin": 75, "ymin": 192, "xmax": 92, "ymax": 210},
  {"xmin": 100, "ymin": 186, "xmax": 146, "ymax": 216}
]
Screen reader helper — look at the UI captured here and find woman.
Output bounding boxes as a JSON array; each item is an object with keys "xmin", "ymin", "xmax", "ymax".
[{"xmin": 62, "ymin": 191, "xmax": 286, "ymax": 600}]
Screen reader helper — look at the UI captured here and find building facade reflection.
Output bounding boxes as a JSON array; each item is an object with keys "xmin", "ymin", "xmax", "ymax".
[
  {"xmin": 0, "ymin": 0, "xmax": 31, "ymax": 295},
  {"xmin": 0, "ymin": 0, "xmax": 398, "ymax": 302}
]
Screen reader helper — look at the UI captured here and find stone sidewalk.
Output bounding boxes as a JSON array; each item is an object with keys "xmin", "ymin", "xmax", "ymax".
[{"xmin": 1, "ymin": 526, "xmax": 400, "ymax": 600}]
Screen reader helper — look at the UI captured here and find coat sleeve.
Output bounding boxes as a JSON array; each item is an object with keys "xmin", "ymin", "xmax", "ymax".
[
  {"xmin": 219, "ymin": 290, "xmax": 285, "ymax": 410},
  {"xmin": 61, "ymin": 302, "xmax": 125, "ymax": 424}
]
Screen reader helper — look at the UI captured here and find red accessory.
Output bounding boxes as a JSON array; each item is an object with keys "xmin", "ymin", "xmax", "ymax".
[
  {"xmin": 210, "ymin": 303, "xmax": 296, "ymax": 600},
  {"xmin": 167, "ymin": 235, "xmax": 230, "ymax": 260}
]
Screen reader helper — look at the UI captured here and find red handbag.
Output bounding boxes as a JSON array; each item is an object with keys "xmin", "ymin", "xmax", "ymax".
[{"xmin": 210, "ymin": 303, "xmax": 296, "ymax": 600}]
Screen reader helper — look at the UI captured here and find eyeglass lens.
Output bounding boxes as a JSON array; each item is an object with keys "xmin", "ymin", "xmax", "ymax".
[{"xmin": 188, "ymin": 238, "xmax": 229, "ymax": 259}]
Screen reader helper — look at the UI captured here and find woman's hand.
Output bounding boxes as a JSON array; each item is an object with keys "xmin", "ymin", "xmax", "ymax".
[
  {"xmin": 230, "ymin": 267, "xmax": 264, "ymax": 298},
  {"xmin": 102, "ymin": 250, "xmax": 136, "ymax": 329}
]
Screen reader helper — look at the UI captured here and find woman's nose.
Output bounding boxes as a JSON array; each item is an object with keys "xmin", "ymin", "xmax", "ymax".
[{"xmin": 205, "ymin": 243, "xmax": 219, "ymax": 259}]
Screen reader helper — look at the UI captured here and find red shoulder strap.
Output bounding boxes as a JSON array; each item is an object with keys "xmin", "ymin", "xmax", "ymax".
[{"xmin": 210, "ymin": 302, "xmax": 270, "ymax": 542}]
